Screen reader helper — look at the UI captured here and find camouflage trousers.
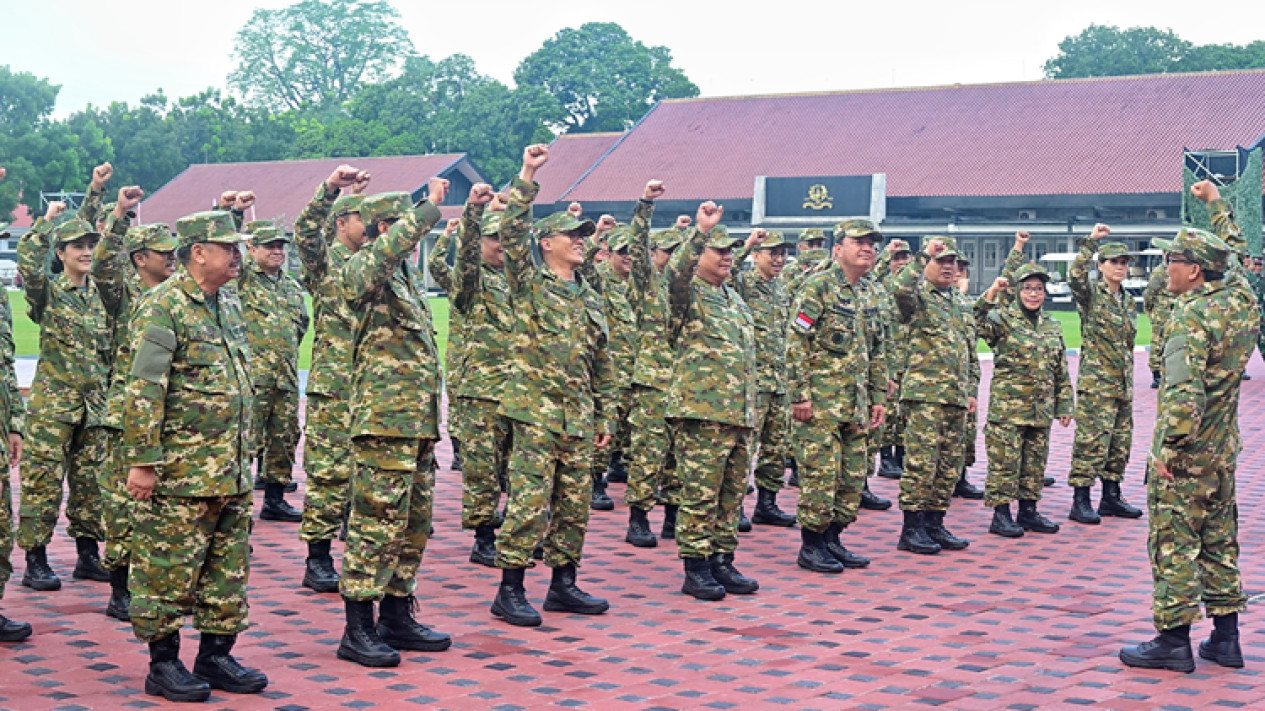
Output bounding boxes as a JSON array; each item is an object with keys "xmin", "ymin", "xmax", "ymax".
[
  {"xmin": 495, "ymin": 421, "xmax": 593, "ymax": 570},
  {"xmin": 1147, "ymin": 461, "xmax": 1245, "ymax": 631},
  {"xmin": 452, "ymin": 396, "xmax": 511, "ymax": 530},
  {"xmin": 671, "ymin": 419, "xmax": 751, "ymax": 560},
  {"xmin": 963, "ymin": 408, "xmax": 978, "ymax": 469},
  {"xmin": 340, "ymin": 436, "xmax": 435, "ymax": 601},
  {"xmin": 251, "ymin": 384, "xmax": 299, "ymax": 486},
  {"xmin": 129, "ymin": 493, "xmax": 251, "ymax": 643},
  {"xmin": 983, "ymin": 423, "xmax": 1051, "ymax": 508},
  {"xmin": 18, "ymin": 416, "xmax": 106, "ymax": 549},
  {"xmin": 299, "ymin": 394, "xmax": 353, "ymax": 543},
  {"xmin": 1148, "ymin": 332, "xmax": 1167, "ymax": 373},
  {"xmin": 898, "ymin": 401, "xmax": 965, "ymax": 512},
  {"xmin": 750, "ymin": 391, "xmax": 789, "ymax": 492},
  {"xmin": 0, "ymin": 467, "xmax": 12, "ymax": 600},
  {"xmin": 593, "ymin": 388, "xmax": 633, "ymax": 474},
  {"xmin": 1068, "ymin": 391, "xmax": 1131, "ymax": 488},
  {"xmin": 793, "ymin": 417, "xmax": 868, "ymax": 533},
  {"xmin": 100, "ymin": 428, "xmax": 134, "ymax": 570},
  {"xmin": 880, "ymin": 386, "xmax": 905, "ymax": 449},
  {"xmin": 624, "ymin": 385, "xmax": 682, "ymax": 511}
]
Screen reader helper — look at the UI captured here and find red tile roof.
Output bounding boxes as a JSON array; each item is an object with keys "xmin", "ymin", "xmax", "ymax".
[
  {"xmin": 533, "ymin": 132, "xmax": 623, "ymax": 204},
  {"xmin": 560, "ymin": 71, "xmax": 1265, "ymax": 202},
  {"xmin": 6, "ymin": 203, "xmax": 33, "ymax": 229},
  {"xmin": 138, "ymin": 154, "xmax": 470, "ymax": 228}
]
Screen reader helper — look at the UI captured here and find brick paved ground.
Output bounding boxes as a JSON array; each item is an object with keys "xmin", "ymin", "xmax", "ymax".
[{"xmin": 2, "ymin": 351, "xmax": 1264, "ymax": 710}]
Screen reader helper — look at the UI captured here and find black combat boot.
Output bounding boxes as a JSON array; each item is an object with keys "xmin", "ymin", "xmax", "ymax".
[
  {"xmin": 590, "ymin": 471, "xmax": 614, "ymax": 511},
  {"xmin": 451, "ymin": 437, "xmax": 464, "ymax": 471},
  {"xmin": 605, "ymin": 451, "xmax": 628, "ymax": 483},
  {"xmin": 377, "ymin": 595, "xmax": 451, "ymax": 651},
  {"xmin": 1098, "ymin": 480, "xmax": 1142, "ymax": 518},
  {"xmin": 737, "ymin": 507, "xmax": 752, "ymax": 533},
  {"xmin": 625, "ymin": 507, "xmax": 658, "ymax": 548},
  {"xmin": 72, "ymin": 537, "xmax": 110, "ymax": 582},
  {"xmin": 302, "ymin": 539, "xmax": 340, "ymax": 593},
  {"xmin": 878, "ymin": 446, "xmax": 906, "ymax": 479},
  {"xmin": 1200, "ymin": 614, "xmax": 1245, "ymax": 668},
  {"xmin": 860, "ymin": 482, "xmax": 892, "ymax": 511},
  {"xmin": 710, "ymin": 553, "xmax": 759, "ymax": 594},
  {"xmin": 491, "ymin": 568, "xmax": 542, "ymax": 626},
  {"xmin": 22, "ymin": 546, "xmax": 61, "ymax": 591},
  {"xmin": 1043, "ymin": 475, "xmax": 1056, "ymax": 487},
  {"xmin": 952, "ymin": 470, "xmax": 984, "ymax": 500},
  {"xmin": 1119, "ymin": 625, "xmax": 1195, "ymax": 673},
  {"xmin": 877, "ymin": 446, "xmax": 900, "ymax": 478},
  {"xmin": 786, "ymin": 457, "xmax": 799, "ymax": 488},
  {"xmin": 285, "ymin": 481, "xmax": 297, "ymax": 493},
  {"xmin": 0, "ymin": 613, "xmax": 32, "ymax": 643},
  {"xmin": 192, "ymin": 633, "xmax": 268, "ymax": 693},
  {"xmin": 337, "ymin": 597, "xmax": 400, "ymax": 667},
  {"xmin": 543, "ymin": 564, "xmax": 609, "ymax": 614},
  {"xmin": 989, "ymin": 504, "xmax": 1024, "ymax": 538},
  {"xmin": 469, "ymin": 525, "xmax": 497, "ymax": 567},
  {"xmin": 823, "ymin": 522, "xmax": 870, "ymax": 568},
  {"xmin": 751, "ymin": 488, "xmax": 796, "ymax": 527},
  {"xmin": 106, "ymin": 565, "xmax": 131, "ymax": 620},
  {"xmin": 1150, "ymin": 370, "xmax": 1162, "ymax": 389},
  {"xmin": 681, "ymin": 557, "xmax": 726, "ymax": 601},
  {"xmin": 797, "ymin": 528, "xmax": 844, "ymax": 573},
  {"xmin": 260, "ymin": 483, "xmax": 302, "ymax": 522},
  {"xmin": 897, "ymin": 511, "xmax": 940, "ymax": 555},
  {"xmin": 925, "ymin": 510, "xmax": 970, "ymax": 550},
  {"xmin": 660, "ymin": 504, "xmax": 679, "ymax": 540},
  {"xmin": 145, "ymin": 632, "xmax": 212, "ymax": 702},
  {"xmin": 1017, "ymin": 500, "xmax": 1060, "ymax": 533},
  {"xmin": 1068, "ymin": 486, "xmax": 1101, "ymax": 524}
]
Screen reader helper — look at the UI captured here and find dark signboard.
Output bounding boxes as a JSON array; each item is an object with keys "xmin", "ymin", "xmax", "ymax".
[{"xmin": 759, "ymin": 175, "xmax": 882, "ymax": 220}]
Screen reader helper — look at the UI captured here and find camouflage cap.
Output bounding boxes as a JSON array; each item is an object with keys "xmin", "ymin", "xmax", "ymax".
[
  {"xmin": 923, "ymin": 235, "xmax": 960, "ymax": 259},
  {"xmin": 330, "ymin": 194, "xmax": 365, "ymax": 217},
  {"xmin": 480, "ymin": 212, "xmax": 503, "ymax": 237},
  {"xmin": 243, "ymin": 219, "xmax": 274, "ymax": 235},
  {"xmin": 1151, "ymin": 237, "xmax": 1173, "ymax": 252},
  {"xmin": 606, "ymin": 224, "xmax": 633, "ymax": 252},
  {"xmin": 174, "ymin": 211, "xmax": 248, "ymax": 249},
  {"xmin": 652, "ymin": 228, "xmax": 684, "ymax": 251},
  {"xmin": 125, "ymin": 224, "xmax": 177, "ymax": 254},
  {"xmin": 533, "ymin": 211, "xmax": 596, "ymax": 241},
  {"xmin": 249, "ymin": 225, "xmax": 290, "ymax": 246},
  {"xmin": 360, "ymin": 192, "xmax": 413, "ymax": 227},
  {"xmin": 888, "ymin": 239, "xmax": 912, "ymax": 254},
  {"xmin": 752, "ymin": 230, "xmax": 789, "ymax": 250},
  {"xmin": 834, "ymin": 219, "xmax": 883, "ymax": 241},
  {"xmin": 1097, "ymin": 242, "xmax": 1132, "ymax": 262},
  {"xmin": 52, "ymin": 218, "xmax": 100, "ymax": 245},
  {"xmin": 798, "ymin": 227, "xmax": 827, "ymax": 243},
  {"xmin": 1171, "ymin": 227, "xmax": 1230, "ymax": 272},
  {"xmin": 704, "ymin": 224, "xmax": 742, "ymax": 250},
  {"xmin": 1012, "ymin": 261, "xmax": 1050, "ymax": 283}
]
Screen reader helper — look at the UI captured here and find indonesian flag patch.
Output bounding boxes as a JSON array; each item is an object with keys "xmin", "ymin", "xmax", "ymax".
[{"xmin": 794, "ymin": 312, "xmax": 815, "ymax": 331}]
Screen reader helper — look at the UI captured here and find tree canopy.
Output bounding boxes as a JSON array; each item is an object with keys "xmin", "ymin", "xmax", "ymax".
[{"xmin": 1045, "ymin": 24, "xmax": 1265, "ymax": 78}]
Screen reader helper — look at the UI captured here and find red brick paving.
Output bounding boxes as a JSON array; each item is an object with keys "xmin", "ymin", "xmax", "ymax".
[{"xmin": 3, "ymin": 351, "xmax": 1265, "ymax": 710}]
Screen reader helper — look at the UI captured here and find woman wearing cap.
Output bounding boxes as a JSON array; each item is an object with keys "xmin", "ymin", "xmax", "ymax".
[{"xmin": 975, "ymin": 262, "xmax": 1073, "ymax": 538}]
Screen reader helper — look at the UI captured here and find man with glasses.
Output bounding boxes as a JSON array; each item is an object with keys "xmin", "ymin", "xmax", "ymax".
[{"xmin": 1066, "ymin": 226, "xmax": 1141, "ymax": 524}]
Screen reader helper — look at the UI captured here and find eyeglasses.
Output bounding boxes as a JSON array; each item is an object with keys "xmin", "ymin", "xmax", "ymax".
[
  {"xmin": 1164, "ymin": 254, "xmax": 1194, "ymax": 265},
  {"xmin": 1019, "ymin": 285, "xmax": 1045, "ymax": 295},
  {"xmin": 544, "ymin": 232, "xmax": 586, "ymax": 243}
]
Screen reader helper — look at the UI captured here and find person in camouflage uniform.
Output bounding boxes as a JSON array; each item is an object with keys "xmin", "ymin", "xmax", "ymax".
[
  {"xmin": 781, "ymin": 227, "xmax": 829, "ymax": 293},
  {"xmin": 1066, "ymin": 225, "xmax": 1142, "ymax": 524},
  {"xmin": 1144, "ymin": 252, "xmax": 1177, "ymax": 390},
  {"xmin": 291, "ymin": 166, "xmax": 371, "ymax": 593},
  {"xmin": 489, "ymin": 146, "xmax": 617, "ymax": 627},
  {"xmin": 874, "ymin": 239, "xmax": 913, "ymax": 482},
  {"xmin": 123, "ymin": 210, "xmax": 266, "ymax": 702},
  {"xmin": 1119, "ymin": 197, "xmax": 1257, "ymax": 673},
  {"xmin": 1245, "ymin": 254, "xmax": 1265, "ymax": 366},
  {"xmin": 974, "ymin": 258, "xmax": 1073, "ymax": 539},
  {"xmin": 891, "ymin": 237, "xmax": 977, "ymax": 555},
  {"xmin": 335, "ymin": 184, "xmax": 454, "ymax": 667},
  {"xmin": 729, "ymin": 229, "xmax": 797, "ymax": 527},
  {"xmin": 237, "ymin": 221, "xmax": 309, "ymax": 522},
  {"xmin": 787, "ymin": 219, "xmax": 887, "ymax": 575},
  {"xmin": 428, "ymin": 216, "xmax": 467, "ymax": 474},
  {"xmin": 667, "ymin": 205, "xmax": 760, "ymax": 601},
  {"xmin": 949, "ymin": 252, "xmax": 986, "ymax": 501}
]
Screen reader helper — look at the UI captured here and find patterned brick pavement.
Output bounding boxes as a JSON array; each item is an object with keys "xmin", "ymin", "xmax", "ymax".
[{"xmin": 2, "ymin": 352, "xmax": 1264, "ymax": 710}]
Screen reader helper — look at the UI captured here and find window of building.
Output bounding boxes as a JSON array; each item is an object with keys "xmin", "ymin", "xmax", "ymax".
[{"xmin": 983, "ymin": 241, "xmax": 999, "ymax": 270}]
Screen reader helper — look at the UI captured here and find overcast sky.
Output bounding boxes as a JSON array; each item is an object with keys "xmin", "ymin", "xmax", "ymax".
[{"xmin": 6, "ymin": 0, "xmax": 1265, "ymax": 118}]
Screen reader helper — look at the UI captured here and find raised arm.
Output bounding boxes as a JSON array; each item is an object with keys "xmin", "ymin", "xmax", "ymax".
[
  {"xmin": 293, "ymin": 167, "xmax": 359, "ymax": 293},
  {"xmin": 668, "ymin": 201, "xmax": 722, "ymax": 327},
  {"xmin": 1069, "ymin": 223, "xmax": 1110, "ymax": 308},
  {"xmin": 428, "ymin": 218, "xmax": 460, "ymax": 294},
  {"xmin": 995, "ymin": 232, "xmax": 1030, "ymax": 308},
  {"xmin": 500, "ymin": 146, "xmax": 549, "ymax": 297},
  {"xmin": 451, "ymin": 184, "xmax": 494, "ymax": 314},
  {"xmin": 343, "ymin": 179, "xmax": 446, "ymax": 305},
  {"xmin": 92, "ymin": 187, "xmax": 144, "ymax": 318},
  {"xmin": 17, "ymin": 203, "xmax": 62, "ymax": 321},
  {"xmin": 77, "ymin": 162, "xmax": 112, "ymax": 225},
  {"xmin": 973, "ymin": 277, "xmax": 1009, "ymax": 347},
  {"xmin": 626, "ymin": 182, "xmax": 661, "ymax": 311}
]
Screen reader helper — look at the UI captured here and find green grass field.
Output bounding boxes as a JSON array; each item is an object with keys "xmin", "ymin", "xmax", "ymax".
[{"xmin": 5, "ymin": 290, "xmax": 1143, "ymax": 363}]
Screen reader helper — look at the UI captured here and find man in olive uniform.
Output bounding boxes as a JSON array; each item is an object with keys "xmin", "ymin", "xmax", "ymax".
[
  {"xmin": 0, "ymin": 165, "xmax": 30, "ymax": 641},
  {"xmin": 428, "ymin": 216, "xmax": 468, "ymax": 473},
  {"xmin": 123, "ymin": 211, "xmax": 266, "ymax": 702},
  {"xmin": 1144, "ymin": 253, "xmax": 1177, "ymax": 390},
  {"xmin": 1067, "ymin": 226, "xmax": 1141, "ymax": 524},
  {"xmin": 875, "ymin": 239, "xmax": 913, "ymax": 481},
  {"xmin": 788, "ymin": 219, "xmax": 887, "ymax": 574},
  {"xmin": 335, "ymin": 184, "xmax": 455, "ymax": 667},
  {"xmin": 237, "ymin": 222, "xmax": 309, "ymax": 522},
  {"xmin": 489, "ymin": 146, "xmax": 617, "ymax": 627},
  {"xmin": 782, "ymin": 227, "xmax": 829, "ymax": 291},
  {"xmin": 950, "ymin": 251, "xmax": 985, "ymax": 501}
]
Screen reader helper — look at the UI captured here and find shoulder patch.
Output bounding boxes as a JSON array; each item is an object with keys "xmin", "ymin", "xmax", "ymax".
[
  {"xmin": 794, "ymin": 312, "xmax": 815, "ymax": 331},
  {"xmin": 1163, "ymin": 334, "xmax": 1190, "ymax": 386},
  {"xmin": 132, "ymin": 324, "xmax": 176, "ymax": 384}
]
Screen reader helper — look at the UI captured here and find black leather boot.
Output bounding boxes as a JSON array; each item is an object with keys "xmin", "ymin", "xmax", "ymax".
[
  {"xmin": 337, "ymin": 597, "xmax": 400, "ymax": 667},
  {"xmin": 192, "ymin": 633, "xmax": 268, "ymax": 693},
  {"xmin": 543, "ymin": 564, "xmax": 609, "ymax": 614},
  {"xmin": 491, "ymin": 568, "xmax": 541, "ymax": 627},
  {"xmin": 1068, "ymin": 486, "xmax": 1101, "ymax": 524},
  {"xmin": 860, "ymin": 482, "xmax": 892, "ymax": 511},
  {"xmin": 1150, "ymin": 370, "xmax": 1162, "ymax": 389},
  {"xmin": 681, "ymin": 557, "xmax": 726, "ymax": 600},
  {"xmin": 590, "ymin": 470, "xmax": 614, "ymax": 511},
  {"xmin": 751, "ymin": 488, "xmax": 796, "ymax": 527},
  {"xmin": 660, "ymin": 504, "xmax": 679, "ymax": 540},
  {"xmin": 377, "ymin": 595, "xmax": 451, "ymax": 651},
  {"xmin": 106, "ymin": 565, "xmax": 131, "ymax": 620},
  {"xmin": 1043, "ymin": 475, "xmax": 1056, "ymax": 487},
  {"xmin": 797, "ymin": 528, "xmax": 844, "ymax": 573},
  {"xmin": 302, "ymin": 539, "xmax": 340, "ymax": 592},
  {"xmin": 737, "ymin": 507, "xmax": 752, "ymax": 533},
  {"xmin": 0, "ymin": 613, "xmax": 32, "ymax": 643},
  {"xmin": 1098, "ymin": 480, "xmax": 1142, "ymax": 518},
  {"xmin": 1201, "ymin": 615, "xmax": 1245, "ymax": 668},
  {"xmin": 22, "ymin": 546, "xmax": 61, "ymax": 591},
  {"xmin": 710, "ymin": 553, "xmax": 759, "ymax": 594},
  {"xmin": 883, "ymin": 446, "xmax": 906, "ymax": 479},
  {"xmin": 952, "ymin": 471, "xmax": 984, "ymax": 500},
  {"xmin": 72, "ymin": 537, "xmax": 110, "ymax": 582},
  {"xmin": 877, "ymin": 447, "xmax": 900, "ymax": 478},
  {"xmin": 989, "ymin": 504, "xmax": 1024, "ymax": 538},
  {"xmin": 786, "ymin": 457, "xmax": 799, "ymax": 488},
  {"xmin": 145, "ymin": 633, "xmax": 211, "ymax": 702},
  {"xmin": 897, "ymin": 510, "xmax": 940, "ymax": 555},
  {"xmin": 469, "ymin": 525, "xmax": 497, "ymax": 567},
  {"xmin": 1119, "ymin": 625, "xmax": 1195, "ymax": 673},
  {"xmin": 1017, "ymin": 500, "xmax": 1060, "ymax": 533},
  {"xmin": 260, "ymin": 483, "xmax": 302, "ymax": 522},
  {"xmin": 625, "ymin": 507, "xmax": 658, "ymax": 548},
  {"xmin": 451, "ymin": 437, "xmax": 464, "ymax": 471},
  {"xmin": 925, "ymin": 510, "xmax": 970, "ymax": 550},
  {"xmin": 824, "ymin": 522, "xmax": 870, "ymax": 568},
  {"xmin": 605, "ymin": 451, "xmax": 628, "ymax": 483}
]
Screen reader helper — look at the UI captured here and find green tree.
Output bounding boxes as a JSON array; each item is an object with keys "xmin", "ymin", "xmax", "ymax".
[
  {"xmin": 1044, "ymin": 24, "xmax": 1265, "ymax": 78},
  {"xmin": 0, "ymin": 66, "xmax": 88, "ymax": 220},
  {"xmin": 1180, "ymin": 40, "xmax": 1265, "ymax": 72},
  {"xmin": 229, "ymin": 0, "xmax": 414, "ymax": 112},
  {"xmin": 514, "ymin": 22, "xmax": 698, "ymax": 133}
]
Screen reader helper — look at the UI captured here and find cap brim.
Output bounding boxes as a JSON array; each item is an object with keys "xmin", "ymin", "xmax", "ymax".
[{"xmin": 1151, "ymin": 238, "xmax": 1173, "ymax": 251}]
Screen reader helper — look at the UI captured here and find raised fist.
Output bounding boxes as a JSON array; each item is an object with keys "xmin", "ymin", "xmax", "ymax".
[
  {"xmin": 1089, "ymin": 223, "xmax": 1110, "ymax": 240},
  {"xmin": 643, "ymin": 180, "xmax": 665, "ymax": 202},
  {"xmin": 444, "ymin": 218, "xmax": 460, "ymax": 235},
  {"xmin": 489, "ymin": 192, "xmax": 508, "ymax": 212},
  {"xmin": 991, "ymin": 276, "xmax": 1009, "ymax": 292},
  {"xmin": 567, "ymin": 202, "xmax": 583, "ymax": 217},
  {"xmin": 925, "ymin": 238, "xmax": 947, "ymax": 258},
  {"xmin": 1014, "ymin": 230, "xmax": 1031, "ymax": 247},
  {"xmin": 596, "ymin": 214, "xmax": 616, "ymax": 233},
  {"xmin": 351, "ymin": 171, "xmax": 372, "ymax": 194},
  {"xmin": 523, "ymin": 144, "xmax": 549, "ymax": 171},
  {"xmin": 468, "ymin": 183, "xmax": 494, "ymax": 206},
  {"xmin": 746, "ymin": 228, "xmax": 768, "ymax": 250},
  {"xmin": 1190, "ymin": 180, "xmax": 1221, "ymax": 204},
  {"xmin": 675, "ymin": 215, "xmax": 692, "ymax": 229},
  {"xmin": 326, "ymin": 164, "xmax": 360, "ymax": 191},
  {"xmin": 44, "ymin": 202, "xmax": 67, "ymax": 220},
  {"xmin": 427, "ymin": 177, "xmax": 450, "ymax": 205},
  {"xmin": 219, "ymin": 190, "xmax": 238, "ymax": 209},
  {"xmin": 234, "ymin": 191, "xmax": 257, "ymax": 210},
  {"xmin": 91, "ymin": 162, "xmax": 113, "ymax": 190},
  {"xmin": 696, "ymin": 201, "xmax": 724, "ymax": 233},
  {"xmin": 117, "ymin": 186, "xmax": 144, "ymax": 212}
]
